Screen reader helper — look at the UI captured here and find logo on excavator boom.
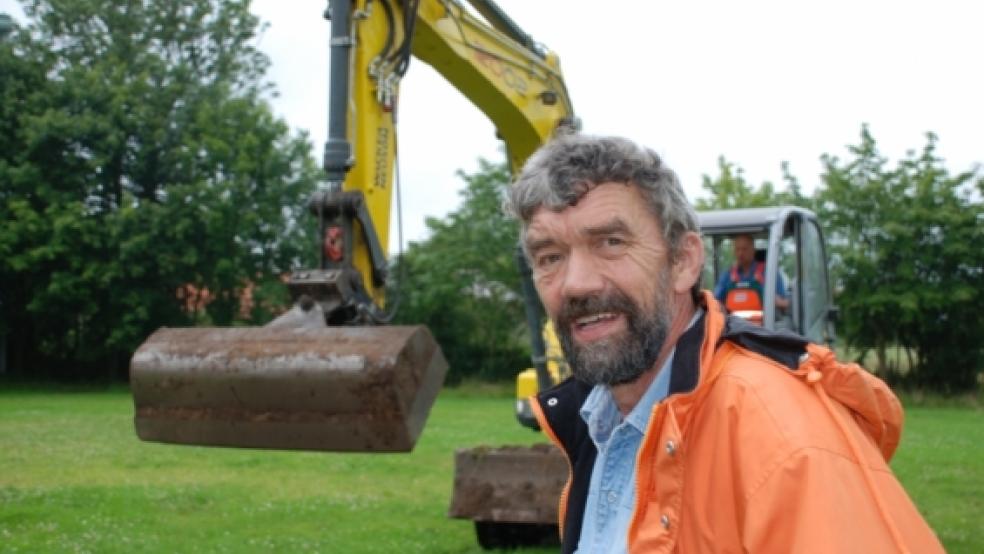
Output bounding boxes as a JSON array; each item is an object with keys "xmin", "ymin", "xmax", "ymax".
[
  {"xmin": 473, "ymin": 50, "xmax": 528, "ymax": 95},
  {"xmin": 375, "ymin": 126, "xmax": 389, "ymax": 189}
]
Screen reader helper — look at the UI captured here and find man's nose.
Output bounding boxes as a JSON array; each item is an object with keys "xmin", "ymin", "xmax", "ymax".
[{"xmin": 560, "ymin": 249, "xmax": 605, "ymax": 299}]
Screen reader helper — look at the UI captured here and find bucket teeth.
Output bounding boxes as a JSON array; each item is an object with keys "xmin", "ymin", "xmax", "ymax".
[{"xmin": 130, "ymin": 325, "xmax": 447, "ymax": 452}]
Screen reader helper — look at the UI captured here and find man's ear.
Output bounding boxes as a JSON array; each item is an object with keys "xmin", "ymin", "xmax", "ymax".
[{"xmin": 672, "ymin": 231, "xmax": 705, "ymax": 294}]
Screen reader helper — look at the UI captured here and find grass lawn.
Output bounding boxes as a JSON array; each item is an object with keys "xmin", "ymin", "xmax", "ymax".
[
  {"xmin": 0, "ymin": 384, "xmax": 980, "ymax": 553},
  {"xmin": 890, "ymin": 404, "xmax": 983, "ymax": 551}
]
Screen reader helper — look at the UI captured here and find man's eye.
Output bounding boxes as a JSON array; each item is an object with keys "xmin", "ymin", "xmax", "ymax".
[{"xmin": 536, "ymin": 253, "xmax": 562, "ymax": 269}]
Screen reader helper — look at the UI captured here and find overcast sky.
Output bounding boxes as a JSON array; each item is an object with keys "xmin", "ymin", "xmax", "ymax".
[
  {"xmin": 248, "ymin": 0, "xmax": 981, "ymax": 252},
  {"xmin": 4, "ymin": 0, "xmax": 981, "ymax": 253}
]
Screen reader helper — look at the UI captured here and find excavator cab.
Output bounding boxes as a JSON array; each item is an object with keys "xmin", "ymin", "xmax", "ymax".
[{"xmin": 700, "ymin": 206, "xmax": 837, "ymax": 345}]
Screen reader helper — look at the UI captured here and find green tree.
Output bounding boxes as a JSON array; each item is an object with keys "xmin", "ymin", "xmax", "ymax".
[
  {"xmin": 695, "ymin": 156, "xmax": 811, "ymax": 210},
  {"xmin": 392, "ymin": 159, "xmax": 529, "ymax": 382},
  {"xmin": 817, "ymin": 126, "xmax": 984, "ymax": 391},
  {"xmin": 0, "ymin": 0, "xmax": 320, "ymax": 378}
]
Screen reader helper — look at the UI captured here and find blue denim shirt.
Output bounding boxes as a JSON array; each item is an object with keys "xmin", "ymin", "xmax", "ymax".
[{"xmin": 574, "ymin": 310, "xmax": 702, "ymax": 554}]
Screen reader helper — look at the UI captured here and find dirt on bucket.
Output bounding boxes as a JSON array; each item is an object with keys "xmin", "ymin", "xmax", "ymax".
[{"xmin": 130, "ymin": 324, "xmax": 447, "ymax": 452}]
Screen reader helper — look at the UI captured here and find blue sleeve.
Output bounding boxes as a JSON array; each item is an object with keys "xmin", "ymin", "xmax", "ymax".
[
  {"xmin": 776, "ymin": 272, "xmax": 787, "ymax": 298},
  {"xmin": 713, "ymin": 271, "xmax": 730, "ymax": 301}
]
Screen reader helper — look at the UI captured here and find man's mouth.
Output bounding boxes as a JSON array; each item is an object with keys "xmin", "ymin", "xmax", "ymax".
[
  {"xmin": 571, "ymin": 311, "xmax": 625, "ymax": 342},
  {"xmin": 574, "ymin": 312, "xmax": 618, "ymax": 328}
]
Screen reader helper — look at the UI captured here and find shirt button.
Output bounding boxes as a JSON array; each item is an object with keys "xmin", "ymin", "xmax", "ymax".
[
  {"xmin": 665, "ymin": 440, "xmax": 677, "ymax": 456},
  {"xmin": 660, "ymin": 514, "xmax": 671, "ymax": 529},
  {"xmin": 607, "ymin": 491, "xmax": 617, "ymax": 504}
]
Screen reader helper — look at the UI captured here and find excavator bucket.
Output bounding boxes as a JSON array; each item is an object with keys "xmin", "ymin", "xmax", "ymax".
[
  {"xmin": 130, "ymin": 324, "xmax": 447, "ymax": 452},
  {"xmin": 449, "ymin": 444, "xmax": 567, "ymax": 524}
]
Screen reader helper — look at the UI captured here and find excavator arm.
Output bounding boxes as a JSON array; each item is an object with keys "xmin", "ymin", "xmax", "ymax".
[
  {"xmin": 319, "ymin": 0, "xmax": 574, "ymax": 317},
  {"xmin": 130, "ymin": 0, "xmax": 574, "ymax": 453}
]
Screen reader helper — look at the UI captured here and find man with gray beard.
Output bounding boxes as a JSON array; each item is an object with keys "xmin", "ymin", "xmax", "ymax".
[
  {"xmin": 506, "ymin": 133, "xmax": 942, "ymax": 553},
  {"xmin": 556, "ymin": 268, "xmax": 670, "ymax": 386}
]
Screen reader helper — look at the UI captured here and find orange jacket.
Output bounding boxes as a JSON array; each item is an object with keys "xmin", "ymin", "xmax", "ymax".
[{"xmin": 533, "ymin": 293, "xmax": 943, "ymax": 553}]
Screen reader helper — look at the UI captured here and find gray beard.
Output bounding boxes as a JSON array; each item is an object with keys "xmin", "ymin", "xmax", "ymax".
[{"xmin": 555, "ymin": 274, "xmax": 672, "ymax": 387}]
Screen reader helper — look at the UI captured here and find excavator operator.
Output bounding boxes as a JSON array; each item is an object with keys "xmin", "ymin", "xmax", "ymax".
[{"xmin": 713, "ymin": 233, "xmax": 789, "ymax": 312}]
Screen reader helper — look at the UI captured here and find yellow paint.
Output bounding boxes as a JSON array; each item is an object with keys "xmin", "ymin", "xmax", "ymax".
[{"xmin": 342, "ymin": 0, "xmax": 575, "ymax": 302}]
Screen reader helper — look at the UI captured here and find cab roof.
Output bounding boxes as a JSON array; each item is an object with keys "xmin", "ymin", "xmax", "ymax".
[{"xmin": 697, "ymin": 205, "xmax": 816, "ymax": 236}]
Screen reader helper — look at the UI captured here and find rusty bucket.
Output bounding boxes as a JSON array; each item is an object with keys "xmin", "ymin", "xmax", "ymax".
[
  {"xmin": 130, "ymin": 325, "xmax": 447, "ymax": 452},
  {"xmin": 449, "ymin": 444, "xmax": 567, "ymax": 524}
]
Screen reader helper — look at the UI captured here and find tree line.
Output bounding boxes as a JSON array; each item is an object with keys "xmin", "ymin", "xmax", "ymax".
[{"xmin": 1, "ymin": 0, "xmax": 319, "ymax": 379}]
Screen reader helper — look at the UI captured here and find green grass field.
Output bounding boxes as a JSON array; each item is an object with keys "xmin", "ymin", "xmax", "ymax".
[{"xmin": 0, "ymin": 385, "xmax": 980, "ymax": 553}]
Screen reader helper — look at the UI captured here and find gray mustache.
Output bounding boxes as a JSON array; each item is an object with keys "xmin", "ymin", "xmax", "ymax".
[{"xmin": 557, "ymin": 292, "xmax": 636, "ymax": 326}]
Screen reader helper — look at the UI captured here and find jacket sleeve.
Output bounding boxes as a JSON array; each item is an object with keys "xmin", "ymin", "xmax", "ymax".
[
  {"xmin": 740, "ymin": 445, "xmax": 944, "ymax": 553},
  {"xmin": 738, "ymin": 346, "xmax": 943, "ymax": 553}
]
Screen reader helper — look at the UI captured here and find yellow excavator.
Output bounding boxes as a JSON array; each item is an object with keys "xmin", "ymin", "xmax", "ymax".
[
  {"xmin": 130, "ymin": 0, "xmax": 575, "ymax": 546},
  {"xmin": 131, "ymin": 2, "xmax": 843, "ymax": 549}
]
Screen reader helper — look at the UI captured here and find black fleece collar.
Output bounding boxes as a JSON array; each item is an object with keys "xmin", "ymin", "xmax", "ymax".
[
  {"xmin": 720, "ymin": 314, "xmax": 809, "ymax": 370},
  {"xmin": 668, "ymin": 309, "xmax": 707, "ymax": 395}
]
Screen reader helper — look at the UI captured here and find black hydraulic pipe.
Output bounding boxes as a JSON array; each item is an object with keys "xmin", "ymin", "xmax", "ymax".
[
  {"xmin": 324, "ymin": 0, "xmax": 354, "ymax": 184},
  {"xmin": 466, "ymin": 0, "xmax": 542, "ymax": 58},
  {"xmin": 515, "ymin": 247, "xmax": 552, "ymax": 394}
]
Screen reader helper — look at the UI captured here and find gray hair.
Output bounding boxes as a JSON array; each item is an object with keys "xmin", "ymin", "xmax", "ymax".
[{"xmin": 505, "ymin": 133, "xmax": 699, "ymax": 263}]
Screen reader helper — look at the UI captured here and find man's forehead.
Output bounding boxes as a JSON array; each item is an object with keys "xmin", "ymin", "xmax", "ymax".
[
  {"xmin": 524, "ymin": 185, "xmax": 657, "ymax": 245},
  {"xmin": 525, "ymin": 201, "xmax": 613, "ymax": 239},
  {"xmin": 523, "ymin": 210, "xmax": 566, "ymax": 249},
  {"xmin": 528, "ymin": 183, "xmax": 642, "ymax": 220}
]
